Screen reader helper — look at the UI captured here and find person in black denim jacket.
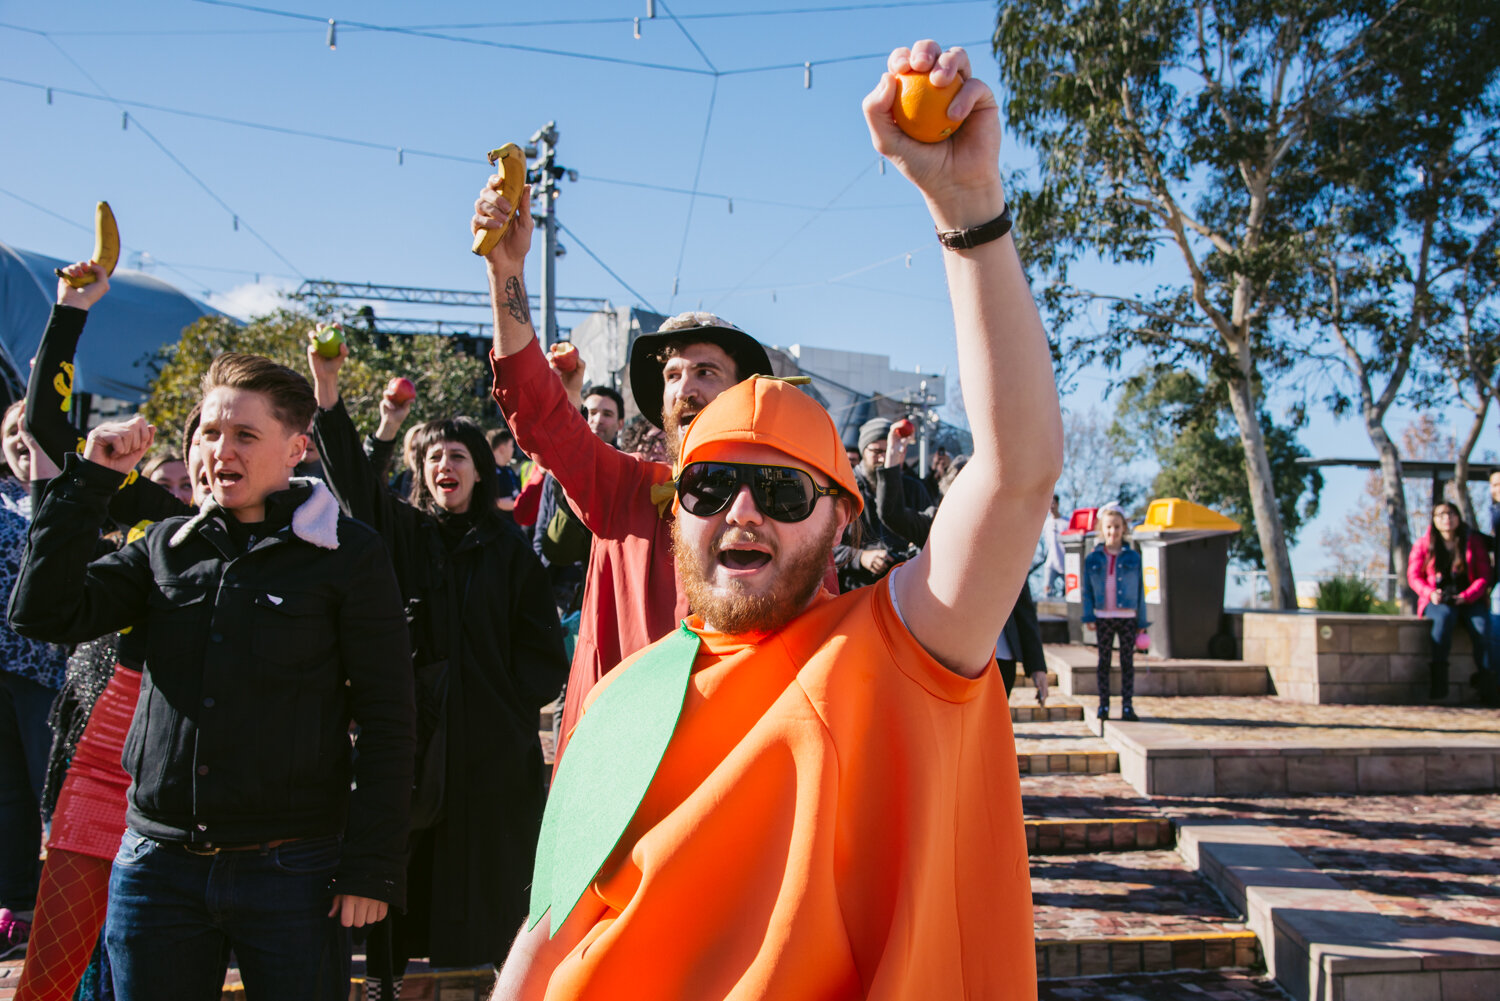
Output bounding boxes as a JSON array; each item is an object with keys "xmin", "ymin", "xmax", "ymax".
[{"xmin": 8, "ymin": 350, "xmax": 414, "ymax": 1001}]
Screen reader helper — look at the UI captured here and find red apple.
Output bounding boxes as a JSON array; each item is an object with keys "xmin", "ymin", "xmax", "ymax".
[
  {"xmin": 549, "ymin": 342, "xmax": 579, "ymax": 373},
  {"xmin": 892, "ymin": 417, "xmax": 916, "ymax": 438},
  {"xmin": 384, "ymin": 377, "xmax": 417, "ymax": 406}
]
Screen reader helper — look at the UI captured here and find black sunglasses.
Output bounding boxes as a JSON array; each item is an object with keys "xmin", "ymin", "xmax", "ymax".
[{"xmin": 676, "ymin": 461, "xmax": 845, "ymax": 523}]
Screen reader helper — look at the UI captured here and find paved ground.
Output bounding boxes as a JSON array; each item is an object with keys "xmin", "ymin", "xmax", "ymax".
[
  {"xmin": 1039, "ymin": 970, "xmax": 1291, "ymax": 1001},
  {"xmin": 1031, "ymin": 848, "xmax": 1248, "ymax": 940}
]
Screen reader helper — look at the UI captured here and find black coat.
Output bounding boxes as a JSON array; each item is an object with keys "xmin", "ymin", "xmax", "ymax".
[
  {"xmin": 8, "ymin": 457, "xmax": 416, "ymax": 904},
  {"xmin": 312, "ymin": 400, "xmax": 568, "ymax": 966}
]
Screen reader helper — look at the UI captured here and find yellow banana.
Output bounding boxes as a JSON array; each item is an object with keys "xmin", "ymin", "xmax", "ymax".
[
  {"xmin": 471, "ymin": 144, "xmax": 526, "ymax": 256},
  {"xmin": 57, "ymin": 202, "xmax": 120, "ymax": 289}
]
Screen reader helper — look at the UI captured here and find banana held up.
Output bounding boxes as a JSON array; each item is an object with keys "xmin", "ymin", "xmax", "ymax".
[
  {"xmin": 56, "ymin": 202, "xmax": 120, "ymax": 288},
  {"xmin": 472, "ymin": 143, "xmax": 527, "ymax": 256}
]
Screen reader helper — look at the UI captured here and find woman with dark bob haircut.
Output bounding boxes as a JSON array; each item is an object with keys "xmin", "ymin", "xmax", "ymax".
[
  {"xmin": 305, "ymin": 337, "xmax": 568, "ymax": 999},
  {"xmin": 405, "ymin": 417, "xmax": 502, "ymax": 518}
]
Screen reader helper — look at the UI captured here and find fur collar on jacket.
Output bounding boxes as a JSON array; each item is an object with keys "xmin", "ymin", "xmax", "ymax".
[{"xmin": 168, "ymin": 477, "xmax": 342, "ymax": 551}]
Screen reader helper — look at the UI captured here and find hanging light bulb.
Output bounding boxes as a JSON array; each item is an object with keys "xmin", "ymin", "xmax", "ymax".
[
  {"xmin": 879, "ymin": 158, "xmax": 886, "ymax": 175},
  {"xmin": 646, "ymin": 0, "xmax": 656, "ymax": 18},
  {"xmin": 327, "ymin": 19, "xmax": 337, "ymax": 50},
  {"xmin": 727, "ymin": 198, "xmax": 733, "ymax": 214},
  {"xmin": 121, "ymin": 111, "xmax": 129, "ymax": 130},
  {"xmin": 233, "ymin": 215, "xmax": 239, "ymax": 232},
  {"xmin": 397, "ymin": 147, "xmax": 404, "ymax": 165},
  {"xmin": 46, "ymin": 87, "xmax": 52, "ymax": 105},
  {"xmin": 633, "ymin": 17, "xmax": 641, "ymax": 39},
  {"xmin": 804, "ymin": 62, "xmax": 812, "ymax": 89}
]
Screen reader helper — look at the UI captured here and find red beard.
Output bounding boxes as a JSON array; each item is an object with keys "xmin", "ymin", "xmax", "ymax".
[{"xmin": 671, "ymin": 517, "xmax": 837, "ymax": 636}]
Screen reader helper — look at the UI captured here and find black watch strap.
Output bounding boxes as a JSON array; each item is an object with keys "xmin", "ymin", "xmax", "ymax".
[{"xmin": 936, "ymin": 204, "xmax": 1013, "ymax": 250}]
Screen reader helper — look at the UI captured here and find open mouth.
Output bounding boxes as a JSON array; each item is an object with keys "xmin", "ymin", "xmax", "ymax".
[
  {"xmin": 716, "ymin": 546, "xmax": 771, "ymax": 572},
  {"xmin": 435, "ymin": 477, "xmax": 460, "ymax": 492},
  {"xmin": 215, "ymin": 470, "xmax": 242, "ymax": 486}
]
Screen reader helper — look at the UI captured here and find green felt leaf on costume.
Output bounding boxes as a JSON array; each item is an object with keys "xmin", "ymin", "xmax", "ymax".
[{"xmin": 529, "ymin": 623, "xmax": 699, "ymax": 936}]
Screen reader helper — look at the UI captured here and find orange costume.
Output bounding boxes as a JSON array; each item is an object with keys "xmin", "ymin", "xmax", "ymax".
[
  {"xmin": 527, "ymin": 375, "xmax": 1038, "ymax": 1000},
  {"xmin": 539, "ymin": 584, "xmax": 1035, "ymax": 1000}
]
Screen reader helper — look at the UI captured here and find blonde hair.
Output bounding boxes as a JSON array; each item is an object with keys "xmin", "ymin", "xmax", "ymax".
[{"xmin": 1097, "ymin": 505, "xmax": 1130, "ymax": 538}]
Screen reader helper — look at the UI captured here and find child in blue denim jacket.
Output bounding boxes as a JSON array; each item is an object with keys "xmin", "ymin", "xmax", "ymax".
[{"xmin": 1081, "ymin": 505, "xmax": 1148, "ymax": 721}]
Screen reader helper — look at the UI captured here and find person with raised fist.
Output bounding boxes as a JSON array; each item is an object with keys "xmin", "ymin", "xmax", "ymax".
[{"xmin": 8, "ymin": 354, "xmax": 415, "ymax": 1001}]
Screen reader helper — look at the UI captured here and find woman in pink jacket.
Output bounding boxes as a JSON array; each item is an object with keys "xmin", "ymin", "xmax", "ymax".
[{"xmin": 1407, "ymin": 502, "xmax": 1492, "ymax": 700}]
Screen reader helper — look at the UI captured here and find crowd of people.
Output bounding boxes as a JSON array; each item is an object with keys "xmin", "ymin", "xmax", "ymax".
[{"xmin": 0, "ymin": 39, "xmax": 1054, "ymax": 1001}]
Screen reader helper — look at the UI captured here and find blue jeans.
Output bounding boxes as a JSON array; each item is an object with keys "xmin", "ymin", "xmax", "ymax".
[
  {"xmin": 105, "ymin": 829, "xmax": 350, "ymax": 1001},
  {"xmin": 1423, "ymin": 601, "xmax": 1488, "ymax": 673},
  {"xmin": 0, "ymin": 671, "xmax": 56, "ymax": 911}
]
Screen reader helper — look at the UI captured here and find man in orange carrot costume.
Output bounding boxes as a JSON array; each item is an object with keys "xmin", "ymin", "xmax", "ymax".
[{"xmin": 493, "ymin": 40, "xmax": 1061, "ymax": 1001}]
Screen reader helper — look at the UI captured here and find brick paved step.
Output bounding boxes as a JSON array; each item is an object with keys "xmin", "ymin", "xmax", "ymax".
[
  {"xmin": 1019, "ymin": 749, "xmax": 1119, "ymax": 775},
  {"xmin": 1027, "ymin": 817, "xmax": 1174, "ymax": 854},
  {"xmin": 1014, "ymin": 670, "xmax": 1059, "ymax": 689},
  {"xmin": 220, "ymin": 960, "xmax": 493, "ymax": 1000},
  {"xmin": 1031, "ymin": 848, "xmax": 1261, "ymax": 978},
  {"xmin": 1040, "ymin": 969, "xmax": 1290, "ymax": 999},
  {"xmin": 1014, "ymin": 717, "xmax": 1119, "ymax": 775},
  {"xmin": 1012, "ymin": 703, "xmax": 1084, "ymax": 723}
]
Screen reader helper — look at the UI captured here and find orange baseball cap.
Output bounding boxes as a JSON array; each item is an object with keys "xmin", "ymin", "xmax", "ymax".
[{"xmin": 676, "ymin": 375, "xmax": 863, "ymax": 517}]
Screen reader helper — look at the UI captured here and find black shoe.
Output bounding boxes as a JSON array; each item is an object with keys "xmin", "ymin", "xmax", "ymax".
[
  {"xmin": 1096, "ymin": 705, "xmax": 1109, "ymax": 720},
  {"xmin": 1121, "ymin": 708, "xmax": 1140, "ymax": 722}
]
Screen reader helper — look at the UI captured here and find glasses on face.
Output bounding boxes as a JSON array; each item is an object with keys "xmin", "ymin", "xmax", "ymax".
[{"xmin": 676, "ymin": 461, "xmax": 844, "ymax": 523}]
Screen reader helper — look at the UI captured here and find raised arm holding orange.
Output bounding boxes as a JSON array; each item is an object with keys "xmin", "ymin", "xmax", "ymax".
[{"xmin": 486, "ymin": 40, "xmax": 1061, "ymax": 1001}]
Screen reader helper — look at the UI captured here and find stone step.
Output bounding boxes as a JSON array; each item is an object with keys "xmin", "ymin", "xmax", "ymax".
[
  {"xmin": 1031, "ymin": 848, "xmax": 1261, "ymax": 978},
  {"xmin": 1082, "ymin": 696, "xmax": 1500, "ymax": 797},
  {"xmin": 1179, "ymin": 823, "xmax": 1500, "ymax": 1001},
  {"xmin": 1026, "ymin": 817, "xmax": 1174, "ymax": 854},
  {"xmin": 1045, "ymin": 644, "xmax": 1271, "ymax": 697}
]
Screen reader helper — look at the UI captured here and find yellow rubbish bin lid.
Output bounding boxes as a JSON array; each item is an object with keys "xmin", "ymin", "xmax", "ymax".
[{"xmin": 1135, "ymin": 498, "xmax": 1240, "ymax": 533}]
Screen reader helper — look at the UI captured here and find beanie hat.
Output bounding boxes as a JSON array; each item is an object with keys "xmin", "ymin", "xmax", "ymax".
[
  {"xmin": 858, "ymin": 417, "xmax": 893, "ymax": 452},
  {"xmin": 676, "ymin": 376, "xmax": 863, "ymax": 517}
]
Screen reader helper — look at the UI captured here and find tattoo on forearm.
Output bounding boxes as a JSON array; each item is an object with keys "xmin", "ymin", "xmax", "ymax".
[{"xmin": 505, "ymin": 276, "xmax": 532, "ymax": 327}]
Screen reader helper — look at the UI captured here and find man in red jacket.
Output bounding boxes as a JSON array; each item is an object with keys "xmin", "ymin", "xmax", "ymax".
[{"xmin": 471, "ymin": 193, "xmax": 774, "ymax": 762}]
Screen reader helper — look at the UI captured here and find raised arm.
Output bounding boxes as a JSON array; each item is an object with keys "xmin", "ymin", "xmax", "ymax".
[
  {"xmin": 23, "ymin": 262, "xmax": 110, "ymax": 467},
  {"xmin": 8, "ymin": 418, "xmax": 156, "ymax": 645},
  {"xmin": 473, "ymin": 184, "xmax": 666, "ymax": 537},
  {"xmin": 306, "ymin": 336, "xmax": 413, "ymax": 533},
  {"xmin": 871, "ymin": 41, "xmax": 1063, "ymax": 678}
]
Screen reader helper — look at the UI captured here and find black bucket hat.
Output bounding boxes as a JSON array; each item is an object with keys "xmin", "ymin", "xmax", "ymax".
[{"xmin": 628, "ymin": 322, "xmax": 774, "ymax": 428}]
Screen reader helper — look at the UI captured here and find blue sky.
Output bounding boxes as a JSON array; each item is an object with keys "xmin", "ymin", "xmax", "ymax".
[{"xmin": 3, "ymin": 0, "xmax": 1494, "ymax": 581}]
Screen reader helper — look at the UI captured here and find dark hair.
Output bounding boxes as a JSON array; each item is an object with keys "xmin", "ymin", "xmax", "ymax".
[
  {"xmin": 485, "ymin": 426, "xmax": 514, "ymax": 449},
  {"xmin": 181, "ymin": 401, "xmax": 203, "ymax": 457},
  {"xmin": 201, "ymin": 353, "xmax": 315, "ymax": 433},
  {"xmin": 616, "ymin": 415, "xmax": 659, "ymax": 456},
  {"xmin": 407, "ymin": 417, "xmax": 501, "ymax": 519},
  {"xmin": 652, "ymin": 338, "xmax": 748, "ymax": 382},
  {"xmin": 583, "ymin": 385, "xmax": 625, "ymax": 416},
  {"xmin": 1426, "ymin": 502, "xmax": 1470, "ymax": 580}
]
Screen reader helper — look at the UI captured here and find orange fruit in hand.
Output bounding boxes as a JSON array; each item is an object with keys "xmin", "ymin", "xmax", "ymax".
[{"xmin": 891, "ymin": 71, "xmax": 965, "ymax": 143}]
